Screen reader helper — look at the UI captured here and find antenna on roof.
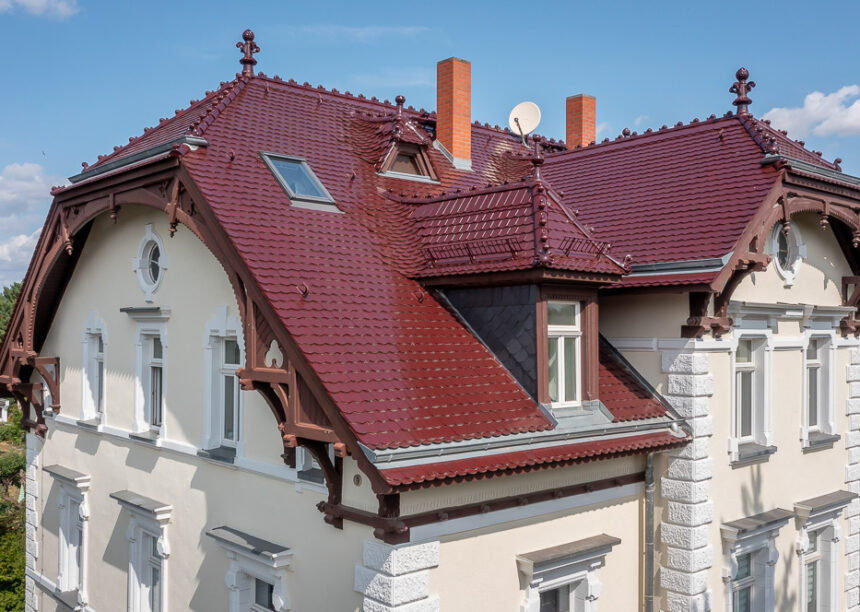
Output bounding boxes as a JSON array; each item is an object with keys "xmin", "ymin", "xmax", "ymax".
[{"xmin": 508, "ymin": 101, "xmax": 541, "ymax": 146}]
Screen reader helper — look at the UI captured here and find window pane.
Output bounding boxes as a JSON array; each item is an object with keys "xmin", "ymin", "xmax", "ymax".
[
  {"xmin": 539, "ymin": 587, "xmax": 560, "ymax": 612},
  {"xmin": 148, "ymin": 245, "xmax": 160, "ymax": 283},
  {"xmin": 150, "ymin": 565, "xmax": 161, "ymax": 612},
  {"xmin": 224, "ymin": 339, "xmax": 241, "ymax": 366},
  {"xmin": 808, "ymin": 530, "xmax": 818, "ymax": 553},
  {"xmin": 97, "ymin": 360, "xmax": 105, "ymax": 412},
  {"xmin": 270, "ymin": 158, "xmax": 327, "ymax": 199},
  {"xmin": 806, "ymin": 338, "xmax": 820, "ymax": 360},
  {"xmin": 777, "ymin": 230, "xmax": 790, "ymax": 269},
  {"xmin": 563, "ymin": 337, "xmax": 577, "ymax": 403},
  {"xmin": 736, "ymin": 552, "xmax": 751, "ymax": 579},
  {"xmin": 806, "ymin": 559, "xmax": 818, "ymax": 611},
  {"xmin": 151, "ymin": 367, "xmax": 162, "ymax": 426},
  {"xmin": 739, "ymin": 371, "xmax": 753, "ymax": 437},
  {"xmin": 548, "ymin": 302, "xmax": 576, "ymax": 326},
  {"xmin": 547, "ymin": 337, "xmax": 559, "ymax": 402},
  {"xmin": 255, "ymin": 579, "xmax": 275, "ymax": 610},
  {"xmin": 152, "ymin": 337, "xmax": 163, "ymax": 360},
  {"xmin": 736, "ymin": 339, "xmax": 752, "ymax": 363},
  {"xmin": 97, "ymin": 334, "xmax": 104, "ymax": 353},
  {"xmin": 391, "ymin": 153, "xmax": 423, "ymax": 175},
  {"xmin": 736, "ymin": 586, "xmax": 751, "ymax": 612},
  {"xmin": 808, "ymin": 367, "xmax": 818, "ymax": 427},
  {"xmin": 223, "ymin": 376, "xmax": 235, "ymax": 441}
]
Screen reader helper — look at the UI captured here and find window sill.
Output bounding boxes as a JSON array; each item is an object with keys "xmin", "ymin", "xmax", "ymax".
[
  {"xmin": 54, "ymin": 587, "xmax": 80, "ymax": 610},
  {"xmin": 197, "ymin": 445, "xmax": 237, "ymax": 464},
  {"xmin": 128, "ymin": 430, "xmax": 160, "ymax": 445},
  {"xmin": 76, "ymin": 417, "xmax": 102, "ymax": 431},
  {"xmin": 731, "ymin": 443, "xmax": 777, "ymax": 468},
  {"xmin": 803, "ymin": 432, "xmax": 841, "ymax": 453},
  {"xmin": 298, "ymin": 467, "xmax": 324, "ymax": 484}
]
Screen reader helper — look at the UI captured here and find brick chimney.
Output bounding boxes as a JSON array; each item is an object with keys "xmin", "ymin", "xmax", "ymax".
[
  {"xmin": 436, "ymin": 57, "xmax": 471, "ymax": 169},
  {"xmin": 566, "ymin": 94, "xmax": 596, "ymax": 149}
]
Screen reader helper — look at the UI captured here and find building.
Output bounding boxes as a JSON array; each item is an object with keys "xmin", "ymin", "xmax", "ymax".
[{"xmin": 2, "ymin": 29, "xmax": 859, "ymax": 611}]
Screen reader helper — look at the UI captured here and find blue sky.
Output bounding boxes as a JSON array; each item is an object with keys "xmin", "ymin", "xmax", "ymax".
[{"xmin": 2, "ymin": 0, "xmax": 860, "ymax": 286}]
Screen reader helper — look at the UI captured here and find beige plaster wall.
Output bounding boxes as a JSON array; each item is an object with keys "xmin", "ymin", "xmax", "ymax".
[
  {"xmin": 31, "ymin": 206, "xmax": 370, "ymax": 610},
  {"xmin": 733, "ymin": 212, "xmax": 846, "ymax": 305},
  {"xmin": 600, "ymin": 292, "xmax": 689, "ymax": 339},
  {"xmin": 431, "ymin": 492, "xmax": 643, "ymax": 611},
  {"xmin": 33, "ymin": 423, "xmax": 368, "ymax": 611}
]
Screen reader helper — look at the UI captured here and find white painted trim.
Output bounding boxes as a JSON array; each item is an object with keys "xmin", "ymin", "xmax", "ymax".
[
  {"xmin": 409, "ymin": 482, "xmax": 643, "ymax": 543},
  {"xmin": 210, "ymin": 532, "xmax": 292, "ymax": 611},
  {"xmin": 721, "ymin": 522, "xmax": 784, "ymax": 612},
  {"xmin": 115, "ymin": 495, "xmax": 171, "ymax": 612},
  {"xmin": 202, "ymin": 306, "xmax": 245, "ymax": 452},
  {"xmin": 131, "ymin": 223, "xmax": 168, "ymax": 303},
  {"xmin": 81, "ymin": 311, "xmax": 107, "ymax": 424},
  {"xmin": 26, "ymin": 567, "xmax": 99, "ymax": 612},
  {"xmin": 132, "ymin": 319, "xmax": 168, "ymax": 437},
  {"xmin": 768, "ymin": 222, "xmax": 804, "ymax": 287},
  {"xmin": 48, "ymin": 469, "xmax": 90, "ymax": 606}
]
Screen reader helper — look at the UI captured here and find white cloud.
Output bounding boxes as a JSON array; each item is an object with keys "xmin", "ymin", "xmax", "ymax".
[
  {"xmin": 634, "ymin": 115, "xmax": 648, "ymax": 128},
  {"xmin": 0, "ymin": 0, "xmax": 78, "ymax": 18},
  {"xmin": 596, "ymin": 122, "xmax": 611, "ymax": 138},
  {"xmin": 0, "ymin": 162, "xmax": 60, "ymax": 217},
  {"xmin": 287, "ymin": 24, "xmax": 430, "ymax": 44},
  {"xmin": 0, "ymin": 229, "xmax": 40, "ymax": 287},
  {"xmin": 763, "ymin": 85, "xmax": 860, "ymax": 138}
]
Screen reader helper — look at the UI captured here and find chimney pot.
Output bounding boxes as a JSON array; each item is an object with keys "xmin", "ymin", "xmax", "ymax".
[
  {"xmin": 566, "ymin": 94, "xmax": 596, "ymax": 149},
  {"xmin": 436, "ymin": 57, "xmax": 472, "ymax": 169}
]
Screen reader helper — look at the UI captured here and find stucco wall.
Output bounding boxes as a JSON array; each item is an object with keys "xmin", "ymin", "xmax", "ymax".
[
  {"xmin": 29, "ymin": 206, "xmax": 370, "ymax": 611},
  {"xmin": 431, "ymin": 491, "xmax": 643, "ymax": 611}
]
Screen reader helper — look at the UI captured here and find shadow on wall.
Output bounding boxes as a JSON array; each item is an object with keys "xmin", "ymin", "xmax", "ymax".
[
  {"xmin": 776, "ymin": 549, "xmax": 796, "ymax": 611},
  {"xmin": 739, "ymin": 463, "xmax": 764, "ymax": 518},
  {"xmin": 102, "ymin": 508, "xmax": 130, "ymax": 574}
]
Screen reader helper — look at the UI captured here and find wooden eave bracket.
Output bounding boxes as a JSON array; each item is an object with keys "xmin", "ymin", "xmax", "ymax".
[{"xmin": 841, "ymin": 275, "xmax": 860, "ymax": 336}]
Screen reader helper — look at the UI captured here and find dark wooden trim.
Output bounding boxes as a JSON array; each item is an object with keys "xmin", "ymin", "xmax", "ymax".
[
  {"xmin": 537, "ymin": 285, "xmax": 599, "ymax": 403},
  {"xmin": 418, "ymin": 267, "xmax": 620, "ymax": 288},
  {"xmin": 319, "ymin": 471, "xmax": 646, "ymax": 544}
]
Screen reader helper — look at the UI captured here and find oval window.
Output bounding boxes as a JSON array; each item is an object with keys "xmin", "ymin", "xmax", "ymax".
[
  {"xmin": 771, "ymin": 223, "xmax": 802, "ymax": 285},
  {"xmin": 133, "ymin": 224, "xmax": 167, "ymax": 302},
  {"xmin": 146, "ymin": 242, "xmax": 161, "ymax": 284}
]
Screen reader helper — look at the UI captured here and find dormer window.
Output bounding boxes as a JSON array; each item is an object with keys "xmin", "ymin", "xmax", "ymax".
[
  {"xmin": 380, "ymin": 144, "xmax": 438, "ymax": 183},
  {"xmin": 547, "ymin": 301, "xmax": 582, "ymax": 407},
  {"xmin": 261, "ymin": 153, "xmax": 338, "ymax": 212}
]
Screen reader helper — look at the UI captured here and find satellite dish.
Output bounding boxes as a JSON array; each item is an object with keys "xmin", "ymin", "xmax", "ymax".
[{"xmin": 508, "ymin": 101, "xmax": 541, "ymax": 144}]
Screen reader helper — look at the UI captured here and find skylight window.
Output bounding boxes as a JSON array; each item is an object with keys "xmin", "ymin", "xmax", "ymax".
[
  {"xmin": 380, "ymin": 143, "xmax": 438, "ymax": 183},
  {"xmin": 261, "ymin": 153, "xmax": 338, "ymax": 212}
]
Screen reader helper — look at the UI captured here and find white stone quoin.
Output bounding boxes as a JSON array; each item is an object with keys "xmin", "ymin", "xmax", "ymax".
[
  {"xmin": 25, "ymin": 433, "xmax": 42, "ymax": 612},
  {"xmin": 355, "ymin": 539, "xmax": 440, "ymax": 612},
  {"xmin": 846, "ymin": 348, "xmax": 860, "ymax": 611},
  {"xmin": 660, "ymin": 349, "xmax": 714, "ymax": 612}
]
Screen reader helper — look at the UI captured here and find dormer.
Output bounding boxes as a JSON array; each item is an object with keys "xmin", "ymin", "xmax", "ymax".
[{"xmin": 379, "ymin": 142, "xmax": 438, "ymax": 183}]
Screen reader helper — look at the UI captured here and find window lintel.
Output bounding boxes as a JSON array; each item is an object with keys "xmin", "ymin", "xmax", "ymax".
[{"xmin": 206, "ymin": 526, "xmax": 292, "ymax": 569}]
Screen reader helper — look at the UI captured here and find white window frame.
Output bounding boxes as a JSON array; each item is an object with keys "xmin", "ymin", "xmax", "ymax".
[
  {"xmin": 207, "ymin": 526, "xmax": 292, "ymax": 611},
  {"xmin": 546, "ymin": 300, "xmax": 583, "ymax": 410},
  {"xmin": 202, "ymin": 307, "xmax": 245, "ymax": 452},
  {"xmin": 801, "ymin": 332, "xmax": 836, "ymax": 446},
  {"xmin": 729, "ymin": 331, "xmax": 773, "ymax": 460},
  {"xmin": 46, "ymin": 466, "xmax": 90, "ymax": 607},
  {"xmin": 130, "ymin": 312, "xmax": 169, "ymax": 437},
  {"xmin": 721, "ymin": 521, "xmax": 784, "ymax": 612},
  {"xmin": 517, "ymin": 535, "xmax": 618, "ymax": 612},
  {"xmin": 769, "ymin": 222, "xmax": 806, "ymax": 287},
  {"xmin": 132, "ymin": 224, "xmax": 168, "ymax": 303},
  {"xmin": 794, "ymin": 494, "xmax": 852, "ymax": 612},
  {"xmin": 112, "ymin": 490, "xmax": 172, "ymax": 612},
  {"xmin": 81, "ymin": 311, "xmax": 107, "ymax": 423}
]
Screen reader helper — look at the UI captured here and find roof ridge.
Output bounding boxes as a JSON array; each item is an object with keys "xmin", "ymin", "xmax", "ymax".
[
  {"xmin": 740, "ymin": 115, "xmax": 840, "ymax": 170},
  {"xmin": 188, "ymin": 74, "xmax": 250, "ymax": 137},
  {"xmin": 546, "ymin": 113, "xmax": 737, "ymax": 160}
]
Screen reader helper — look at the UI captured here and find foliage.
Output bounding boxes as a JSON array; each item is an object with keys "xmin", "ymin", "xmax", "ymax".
[
  {"xmin": 0, "ymin": 281, "xmax": 25, "ymax": 612},
  {"xmin": 0, "ymin": 283, "xmax": 21, "ymax": 343},
  {"xmin": 0, "ymin": 404, "xmax": 23, "ymax": 446}
]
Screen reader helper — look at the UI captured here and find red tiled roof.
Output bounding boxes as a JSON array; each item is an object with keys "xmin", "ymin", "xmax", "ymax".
[
  {"xmin": 542, "ymin": 116, "xmax": 785, "ymax": 266},
  {"xmin": 612, "ymin": 271, "xmax": 718, "ymax": 289},
  {"xmin": 377, "ymin": 431, "xmax": 686, "ymax": 486},
  {"xmin": 599, "ymin": 339, "xmax": 668, "ymax": 422}
]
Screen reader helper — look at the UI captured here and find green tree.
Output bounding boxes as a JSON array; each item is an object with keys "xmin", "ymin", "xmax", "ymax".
[
  {"xmin": 0, "ymin": 282, "xmax": 24, "ymax": 610},
  {"xmin": 0, "ymin": 283, "xmax": 21, "ymax": 342}
]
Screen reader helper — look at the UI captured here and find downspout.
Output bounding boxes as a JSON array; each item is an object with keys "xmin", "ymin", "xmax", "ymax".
[{"xmin": 644, "ymin": 452, "xmax": 656, "ymax": 612}]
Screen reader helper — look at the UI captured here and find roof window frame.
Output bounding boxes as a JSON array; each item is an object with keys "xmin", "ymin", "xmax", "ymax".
[
  {"xmin": 260, "ymin": 152, "xmax": 340, "ymax": 213},
  {"xmin": 379, "ymin": 143, "xmax": 439, "ymax": 184}
]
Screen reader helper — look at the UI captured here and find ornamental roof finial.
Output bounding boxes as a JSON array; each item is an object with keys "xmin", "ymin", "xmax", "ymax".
[
  {"xmin": 730, "ymin": 67, "xmax": 756, "ymax": 116},
  {"xmin": 395, "ymin": 95, "xmax": 405, "ymax": 118},
  {"xmin": 237, "ymin": 29, "xmax": 260, "ymax": 77}
]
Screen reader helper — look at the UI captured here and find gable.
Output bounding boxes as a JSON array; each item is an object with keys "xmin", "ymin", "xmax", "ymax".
[{"xmin": 732, "ymin": 212, "xmax": 851, "ymax": 306}]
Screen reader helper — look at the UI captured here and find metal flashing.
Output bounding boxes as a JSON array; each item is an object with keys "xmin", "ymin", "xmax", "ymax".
[
  {"xmin": 69, "ymin": 136, "xmax": 208, "ymax": 183},
  {"xmin": 762, "ymin": 154, "xmax": 860, "ymax": 186},
  {"xmin": 627, "ymin": 253, "xmax": 732, "ymax": 276}
]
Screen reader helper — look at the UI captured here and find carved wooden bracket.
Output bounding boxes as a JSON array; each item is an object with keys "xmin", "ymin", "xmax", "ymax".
[{"xmin": 841, "ymin": 276, "xmax": 860, "ymax": 336}]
